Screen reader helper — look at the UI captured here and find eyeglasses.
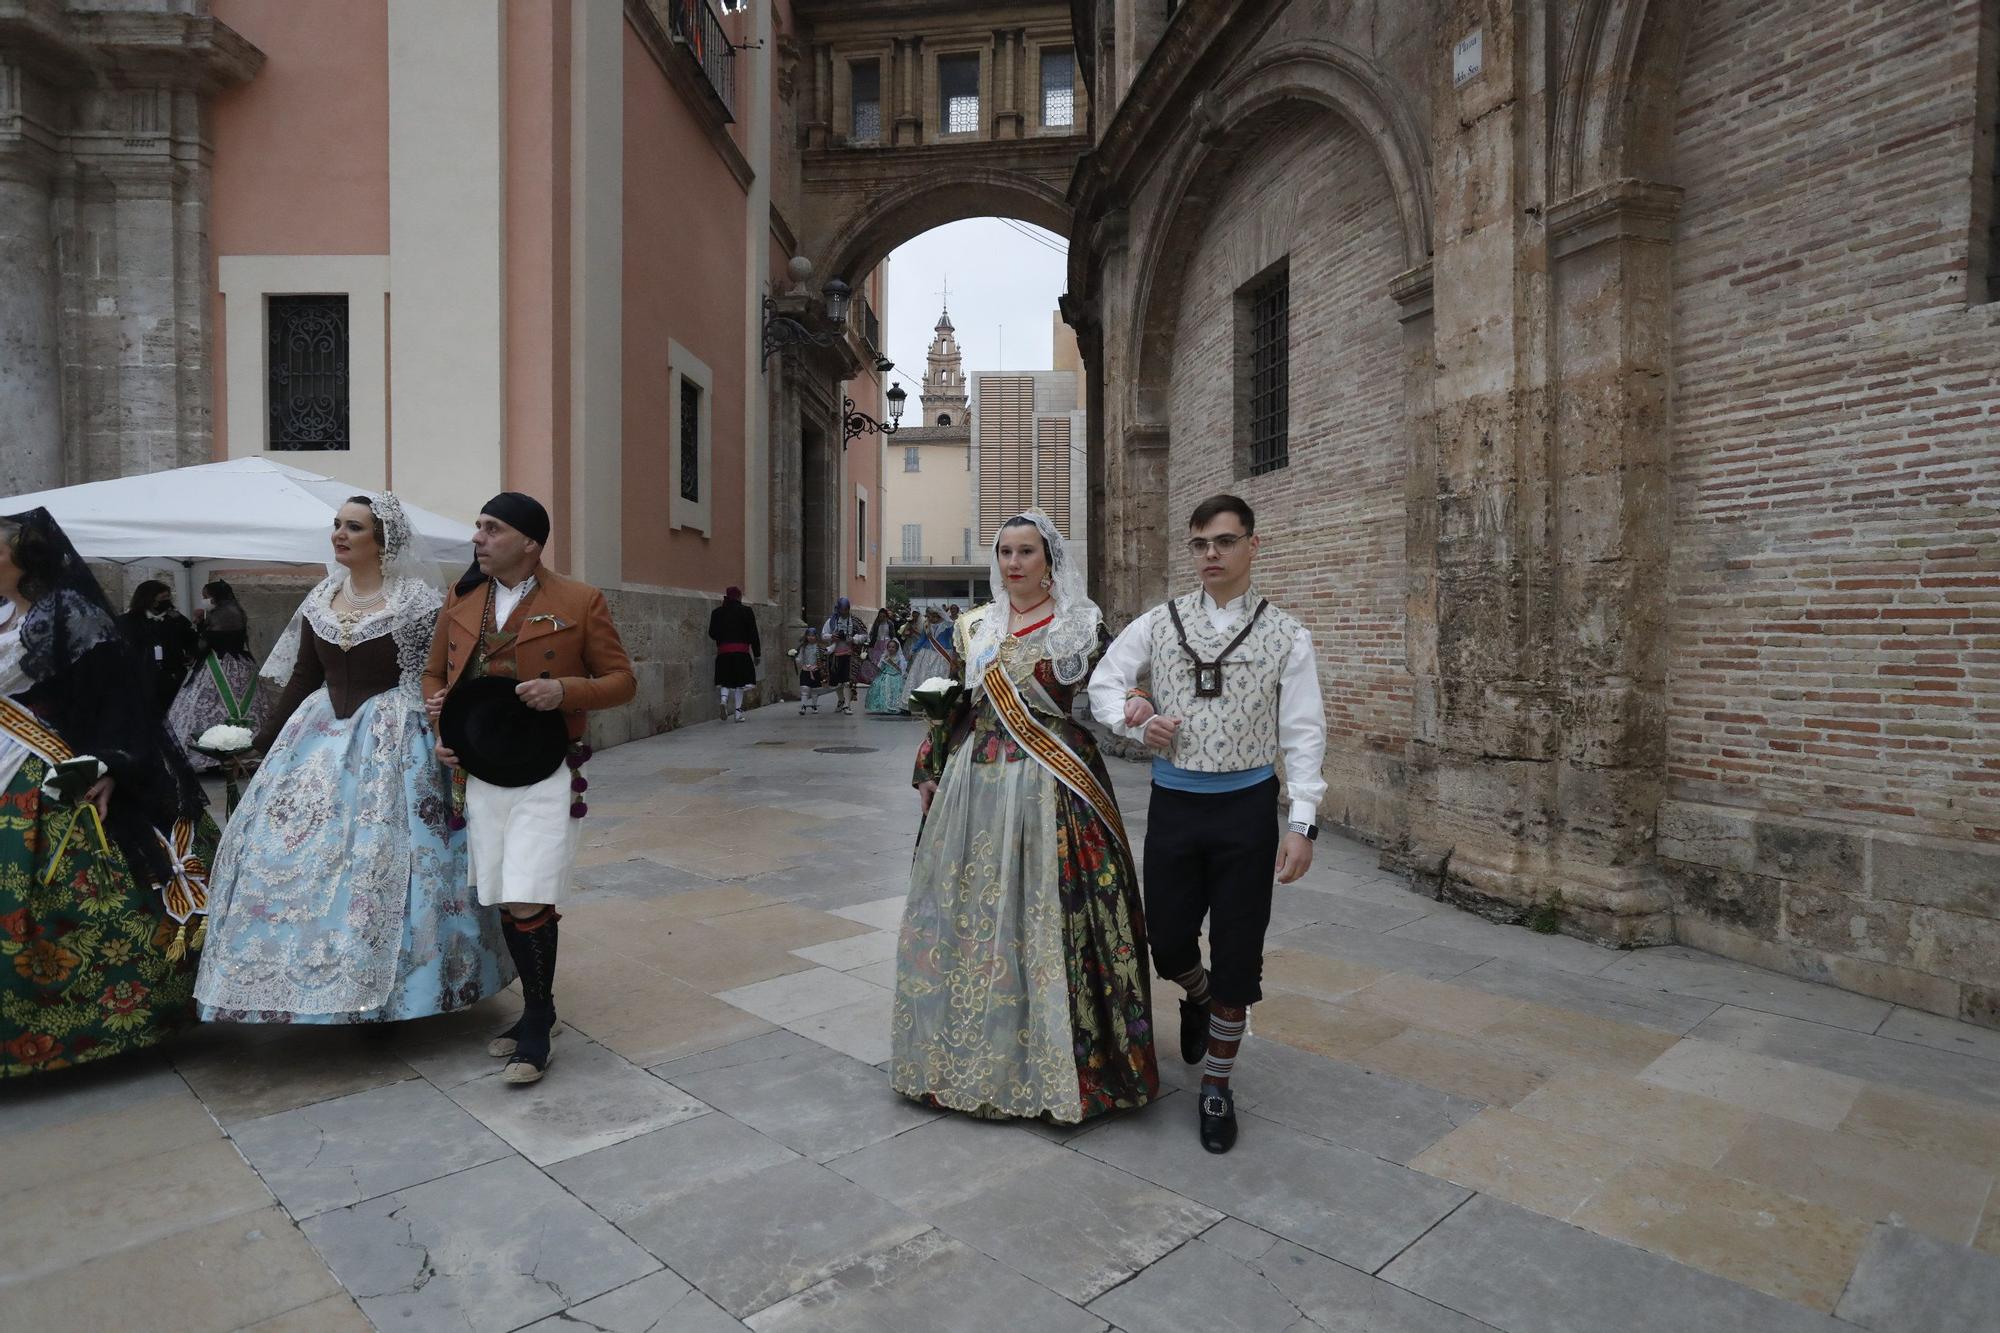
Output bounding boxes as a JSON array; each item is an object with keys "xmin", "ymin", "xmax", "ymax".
[{"xmin": 1185, "ymin": 535, "xmax": 1248, "ymax": 557}]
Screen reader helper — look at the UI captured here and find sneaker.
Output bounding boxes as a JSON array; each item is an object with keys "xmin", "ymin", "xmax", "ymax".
[{"xmin": 1198, "ymin": 1086, "xmax": 1238, "ymax": 1154}]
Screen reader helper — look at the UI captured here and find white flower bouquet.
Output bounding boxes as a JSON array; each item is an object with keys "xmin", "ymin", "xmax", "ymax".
[
  {"xmin": 906, "ymin": 676, "xmax": 963, "ymax": 722},
  {"xmin": 194, "ymin": 723, "xmax": 255, "ymax": 754}
]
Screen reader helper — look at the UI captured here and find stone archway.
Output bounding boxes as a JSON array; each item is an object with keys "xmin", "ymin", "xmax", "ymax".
[
  {"xmin": 817, "ymin": 167, "xmax": 1072, "ymax": 288},
  {"xmin": 1103, "ymin": 39, "xmax": 1434, "ymax": 622}
]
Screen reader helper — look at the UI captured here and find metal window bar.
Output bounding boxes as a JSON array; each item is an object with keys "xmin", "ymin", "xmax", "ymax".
[
  {"xmin": 1248, "ymin": 271, "xmax": 1289, "ymax": 475},
  {"xmin": 668, "ymin": 0, "xmax": 735, "ymax": 119},
  {"xmin": 851, "ymin": 61, "xmax": 881, "ymax": 142},
  {"xmin": 267, "ymin": 294, "xmax": 351, "ymax": 451},
  {"xmin": 1041, "ymin": 50, "xmax": 1075, "ymax": 129},
  {"xmin": 940, "ymin": 55, "xmax": 979, "ymax": 134},
  {"xmin": 859, "ymin": 294, "xmax": 882, "ymax": 351},
  {"xmin": 680, "ymin": 379, "xmax": 701, "ymax": 502}
]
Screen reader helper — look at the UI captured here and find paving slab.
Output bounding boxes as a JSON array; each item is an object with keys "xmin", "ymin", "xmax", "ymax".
[
  {"xmin": 445, "ymin": 1036, "xmax": 709, "ymax": 1166},
  {"xmin": 1870, "ymin": 1005, "xmax": 2000, "ymax": 1065},
  {"xmin": 301, "ymin": 1155, "xmax": 660, "ymax": 1332},
  {"xmin": 830, "ymin": 894, "xmax": 910, "ymax": 932},
  {"xmin": 1687, "ymin": 1006, "xmax": 2000, "ymax": 1110},
  {"xmin": 238, "ymin": 1294, "xmax": 374, "ymax": 1332},
  {"xmin": 1509, "ymin": 1069, "xmax": 1753, "ymax": 1169},
  {"xmin": 548, "ymin": 1111, "xmax": 801, "ymax": 1244},
  {"xmin": 791, "ymin": 928, "xmax": 900, "ymax": 971},
  {"xmin": 1837, "ymin": 1082, "xmax": 2000, "ymax": 1166},
  {"xmin": 516, "ymin": 1269, "xmax": 750, "ymax": 1332},
  {"xmin": 1834, "ymin": 1223, "xmax": 2000, "ymax": 1333},
  {"xmin": 1091, "ymin": 1234, "xmax": 1498, "ymax": 1333},
  {"xmin": 830, "ymin": 1114, "xmax": 1220, "ymax": 1302},
  {"xmin": 1636, "ymin": 1038, "xmax": 1864, "ymax": 1128},
  {"xmin": 1596, "ymin": 947, "xmax": 1895, "ymax": 1033},
  {"xmin": 171, "ymin": 1026, "xmax": 419, "ymax": 1124},
  {"xmin": 0, "ymin": 1206, "xmax": 341, "ymax": 1332},
  {"xmin": 1715, "ymin": 1115, "xmax": 1993, "ymax": 1244},
  {"xmin": 228, "ymin": 1076, "xmax": 512, "ymax": 1219},
  {"xmin": 1354, "ymin": 1027, "xmax": 1555, "ymax": 1107},
  {"xmin": 1222, "ymin": 1034, "xmax": 1484, "ymax": 1164},
  {"xmin": 664, "ymin": 1040, "xmax": 938, "ymax": 1161},
  {"xmin": 1075, "ymin": 1096, "xmax": 1470, "ymax": 1273},
  {"xmin": 747, "ymin": 1229, "xmax": 1105, "ymax": 1332},
  {"xmin": 718, "ymin": 966, "xmax": 886, "ymax": 1024},
  {"xmin": 0, "ymin": 1065, "xmax": 221, "ymax": 1199},
  {"xmin": 379, "ymin": 993, "xmax": 524, "ymax": 1089},
  {"xmin": 1409, "ymin": 1108, "xmax": 1638, "ymax": 1221},
  {"xmin": 1384, "ymin": 912, "xmax": 1623, "ymax": 977},
  {"xmin": 783, "ymin": 987, "xmax": 895, "ymax": 1065},
  {"xmin": 1450, "ymin": 959, "xmax": 1721, "ymax": 1034},
  {"xmin": 1379, "ymin": 1195, "xmax": 1853, "ymax": 1333},
  {"xmin": 0, "ymin": 1135, "xmax": 274, "ymax": 1284},
  {"xmin": 1276, "ymin": 923, "xmax": 1492, "ymax": 980},
  {"xmin": 629, "ymin": 1157, "xmax": 930, "ymax": 1317}
]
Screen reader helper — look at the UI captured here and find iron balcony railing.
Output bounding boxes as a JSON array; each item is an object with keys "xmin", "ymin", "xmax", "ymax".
[{"xmin": 669, "ymin": 0, "xmax": 735, "ymax": 119}]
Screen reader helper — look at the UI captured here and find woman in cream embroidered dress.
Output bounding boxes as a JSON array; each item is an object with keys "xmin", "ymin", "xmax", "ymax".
[
  {"xmin": 195, "ymin": 495, "xmax": 511, "ymax": 1023},
  {"xmin": 892, "ymin": 512, "xmax": 1158, "ymax": 1122}
]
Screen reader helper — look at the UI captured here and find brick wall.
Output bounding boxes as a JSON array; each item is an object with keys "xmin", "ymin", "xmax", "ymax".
[
  {"xmin": 1665, "ymin": 0, "xmax": 2000, "ymax": 1019},
  {"xmin": 1164, "ymin": 108, "xmax": 1410, "ymax": 838}
]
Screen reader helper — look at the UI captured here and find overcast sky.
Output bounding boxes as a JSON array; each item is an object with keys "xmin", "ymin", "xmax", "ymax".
[{"xmin": 880, "ymin": 217, "xmax": 1071, "ymax": 411}]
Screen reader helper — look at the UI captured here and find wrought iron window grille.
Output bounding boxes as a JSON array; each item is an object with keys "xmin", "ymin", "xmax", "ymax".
[
  {"xmin": 1247, "ymin": 267, "xmax": 1290, "ymax": 475},
  {"xmin": 267, "ymin": 294, "xmax": 351, "ymax": 452}
]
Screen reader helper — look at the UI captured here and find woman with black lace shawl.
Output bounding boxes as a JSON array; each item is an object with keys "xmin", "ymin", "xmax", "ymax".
[
  {"xmin": 194, "ymin": 494, "xmax": 511, "ymax": 1024},
  {"xmin": 0, "ymin": 509, "xmax": 218, "ymax": 1076}
]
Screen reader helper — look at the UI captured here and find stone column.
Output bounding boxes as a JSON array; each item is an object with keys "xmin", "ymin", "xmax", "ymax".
[
  {"xmin": 807, "ymin": 43, "xmax": 831, "ymax": 148},
  {"xmin": 0, "ymin": 130, "xmax": 61, "ymax": 494},
  {"xmin": 1391, "ymin": 262, "xmax": 1436, "ymax": 869},
  {"xmin": 1543, "ymin": 179, "xmax": 1683, "ymax": 943},
  {"xmin": 896, "ymin": 37, "xmax": 922, "ymax": 145}
]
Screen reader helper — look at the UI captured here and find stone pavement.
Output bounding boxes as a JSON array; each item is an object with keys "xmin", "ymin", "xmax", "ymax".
[{"xmin": 4, "ymin": 704, "xmax": 1999, "ymax": 1332}]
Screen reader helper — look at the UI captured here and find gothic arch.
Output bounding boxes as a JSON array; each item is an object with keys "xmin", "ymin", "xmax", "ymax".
[
  {"xmin": 1124, "ymin": 40, "xmax": 1432, "ymax": 432},
  {"xmin": 819, "ymin": 168, "xmax": 1072, "ymax": 287},
  {"xmin": 1552, "ymin": 0, "xmax": 1701, "ymax": 198}
]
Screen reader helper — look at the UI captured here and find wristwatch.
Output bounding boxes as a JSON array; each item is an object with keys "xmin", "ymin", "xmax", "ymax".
[{"xmin": 1287, "ymin": 820, "xmax": 1318, "ymax": 841}]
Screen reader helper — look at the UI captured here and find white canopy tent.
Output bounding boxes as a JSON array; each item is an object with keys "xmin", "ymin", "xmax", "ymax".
[{"xmin": 0, "ymin": 458, "xmax": 474, "ymax": 608}]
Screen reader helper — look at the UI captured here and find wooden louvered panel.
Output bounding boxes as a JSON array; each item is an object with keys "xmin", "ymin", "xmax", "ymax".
[
  {"xmin": 977, "ymin": 376, "xmax": 1036, "ymax": 544},
  {"xmin": 1035, "ymin": 417, "xmax": 1071, "ymax": 538}
]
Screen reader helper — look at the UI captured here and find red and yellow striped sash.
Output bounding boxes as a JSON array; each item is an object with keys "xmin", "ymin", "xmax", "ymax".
[
  {"xmin": 982, "ymin": 663, "xmax": 1131, "ymax": 856},
  {"xmin": 0, "ymin": 696, "xmax": 70, "ymax": 764}
]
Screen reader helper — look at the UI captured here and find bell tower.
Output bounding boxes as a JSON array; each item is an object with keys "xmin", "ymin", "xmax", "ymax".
[{"xmin": 919, "ymin": 304, "xmax": 970, "ymax": 427}]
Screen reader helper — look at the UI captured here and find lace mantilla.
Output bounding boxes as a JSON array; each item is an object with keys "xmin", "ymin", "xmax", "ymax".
[
  {"xmin": 261, "ymin": 492, "xmax": 443, "ymax": 690},
  {"xmin": 20, "ymin": 587, "xmax": 123, "ymax": 683},
  {"xmin": 964, "ymin": 509, "xmax": 1100, "ymax": 686}
]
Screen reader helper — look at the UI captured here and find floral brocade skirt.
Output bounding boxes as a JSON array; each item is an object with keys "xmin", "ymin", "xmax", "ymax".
[
  {"xmin": 0, "ymin": 754, "xmax": 215, "ymax": 1077},
  {"xmin": 195, "ymin": 688, "xmax": 511, "ymax": 1024},
  {"xmin": 892, "ymin": 736, "xmax": 1159, "ymax": 1123}
]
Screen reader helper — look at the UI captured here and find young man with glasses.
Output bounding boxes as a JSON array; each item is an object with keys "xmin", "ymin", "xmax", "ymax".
[{"xmin": 1088, "ymin": 493, "xmax": 1326, "ymax": 1153}]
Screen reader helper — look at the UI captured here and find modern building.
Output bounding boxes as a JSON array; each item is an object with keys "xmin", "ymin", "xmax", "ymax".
[
  {"xmin": 882, "ymin": 305, "xmax": 981, "ymax": 608},
  {"xmin": 970, "ymin": 312, "xmax": 1087, "ymax": 574}
]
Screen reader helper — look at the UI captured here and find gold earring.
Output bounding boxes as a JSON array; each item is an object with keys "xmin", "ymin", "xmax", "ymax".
[{"xmin": 1040, "ymin": 575, "xmax": 1052, "ymax": 590}]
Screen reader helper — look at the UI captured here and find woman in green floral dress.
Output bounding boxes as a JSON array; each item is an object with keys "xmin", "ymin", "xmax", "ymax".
[
  {"xmin": 893, "ymin": 512, "xmax": 1159, "ymax": 1122},
  {"xmin": 0, "ymin": 509, "xmax": 218, "ymax": 1077}
]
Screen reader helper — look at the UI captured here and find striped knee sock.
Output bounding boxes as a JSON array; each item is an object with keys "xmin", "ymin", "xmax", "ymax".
[
  {"xmin": 1171, "ymin": 965, "xmax": 1212, "ymax": 1006},
  {"xmin": 1202, "ymin": 1005, "xmax": 1248, "ymax": 1089}
]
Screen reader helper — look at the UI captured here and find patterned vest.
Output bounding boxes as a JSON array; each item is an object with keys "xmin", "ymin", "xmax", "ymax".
[{"xmin": 1148, "ymin": 589, "xmax": 1299, "ymax": 773}]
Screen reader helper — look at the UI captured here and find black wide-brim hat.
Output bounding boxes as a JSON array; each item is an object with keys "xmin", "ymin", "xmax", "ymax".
[{"xmin": 438, "ymin": 675, "xmax": 571, "ymax": 788}]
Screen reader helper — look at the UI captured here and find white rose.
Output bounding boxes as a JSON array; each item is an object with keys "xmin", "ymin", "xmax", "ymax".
[{"xmin": 196, "ymin": 724, "xmax": 255, "ymax": 752}]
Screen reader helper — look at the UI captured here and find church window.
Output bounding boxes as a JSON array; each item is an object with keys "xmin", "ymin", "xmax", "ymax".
[
  {"xmin": 267, "ymin": 295, "xmax": 350, "ymax": 451},
  {"xmin": 902, "ymin": 523, "xmax": 922, "ymax": 561},
  {"xmin": 904, "ymin": 446, "xmax": 921, "ymax": 472},
  {"xmin": 1241, "ymin": 262, "xmax": 1290, "ymax": 476},
  {"xmin": 679, "ymin": 378, "xmax": 703, "ymax": 502},
  {"xmin": 940, "ymin": 55, "xmax": 980, "ymax": 135},
  {"xmin": 850, "ymin": 60, "xmax": 881, "ymax": 143},
  {"xmin": 1041, "ymin": 49, "xmax": 1076, "ymax": 129}
]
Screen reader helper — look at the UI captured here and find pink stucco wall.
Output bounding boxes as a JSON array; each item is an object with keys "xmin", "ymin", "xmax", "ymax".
[
  {"xmin": 207, "ymin": 0, "xmax": 391, "ymax": 462},
  {"xmin": 622, "ymin": 21, "xmax": 749, "ymax": 591}
]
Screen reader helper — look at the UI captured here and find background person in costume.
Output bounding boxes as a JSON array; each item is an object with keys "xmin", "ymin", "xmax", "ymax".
[
  {"xmin": 821, "ymin": 596, "xmax": 865, "ymax": 714},
  {"xmin": 708, "ymin": 585, "xmax": 760, "ymax": 723},
  {"xmin": 118, "ymin": 578, "xmax": 199, "ymax": 718},
  {"xmin": 195, "ymin": 495, "xmax": 509, "ymax": 1025},
  {"xmin": 0, "ymin": 509, "xmax": 217, "ymax": 1076},
  {"xmin": 1089, "ymin": 493, "xmax": 1326, "ymax": 1154},
  {"xmin": 167, "ymin": 579, "xmax": 274, "ymax": 772},
  {"xmin": 425, "ymin": 493, "xmax": 635, "ymax": 1086},
  {"xmin": 896, "ymin": 608, "xmax": 956, "ymax": 713},
  {"xmin": 892, "ymin": 511, "xmax": 1159, "ymax": 1124}
]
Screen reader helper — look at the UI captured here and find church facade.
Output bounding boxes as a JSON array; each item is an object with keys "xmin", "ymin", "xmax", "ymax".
[{"xmin": 1068, "ymin": 0, "xmax": 2000, "ymax": 1027}]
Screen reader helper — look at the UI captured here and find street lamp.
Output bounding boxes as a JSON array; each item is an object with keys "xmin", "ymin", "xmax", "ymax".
[
  {"xmin": 760, "ymin": 273, "xmax": 857, "ymax": 369},
  {"xmin": 844, "ymin": 383, "xmax": 905, "ymax": 449}
]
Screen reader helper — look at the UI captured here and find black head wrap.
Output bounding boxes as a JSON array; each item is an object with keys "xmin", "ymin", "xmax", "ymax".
[{"xmin": 456, "ymin": 492, "xmax": 552, "ymax": 596}]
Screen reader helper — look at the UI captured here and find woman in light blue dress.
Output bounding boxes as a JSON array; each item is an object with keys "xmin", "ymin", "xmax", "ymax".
[{"xmin": 194, "ymin": 494, "xmax": 511, "ymax": 1023}]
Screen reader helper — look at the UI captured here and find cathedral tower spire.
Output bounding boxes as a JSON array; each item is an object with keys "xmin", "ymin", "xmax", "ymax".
[{"xmin": 920, "ymin": 303, "xmax": 969, "ymax": 428}]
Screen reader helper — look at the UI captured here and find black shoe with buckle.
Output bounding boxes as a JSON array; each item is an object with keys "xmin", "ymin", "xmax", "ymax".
[
  {"xmin": 1198, "ymin": 1085, "xmax": 1237, "ymax": 1154},
  {"xmin": 1178, "ymin": 998, "xmax": 1209, "ymax": 1065}
]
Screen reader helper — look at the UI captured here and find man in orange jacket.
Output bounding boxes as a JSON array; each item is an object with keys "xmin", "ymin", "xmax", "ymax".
[{"xmin": 425, "ymin": 493, "xmax": 635, "ymax": 1085}]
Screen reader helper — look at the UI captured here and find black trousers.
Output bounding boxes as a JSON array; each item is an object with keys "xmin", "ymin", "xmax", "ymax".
[{"xmin": 1142, "ymin": 777, "xmax": 1281, "ymax": 1008}]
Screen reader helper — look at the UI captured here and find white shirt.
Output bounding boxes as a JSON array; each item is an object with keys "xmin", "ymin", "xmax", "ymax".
[
  {"xmin": 1089, "ymin": 589, "xmax": 1328, "ymax": 826},
  {"xmin": 493, "ymin": 575, "xmax": 537, "ymax": 628}
]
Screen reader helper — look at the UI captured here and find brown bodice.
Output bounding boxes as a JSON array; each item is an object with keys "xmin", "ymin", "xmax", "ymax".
[{"xmin": 254, "ymin": 621, "xmax": 405, "ymax": 751}]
